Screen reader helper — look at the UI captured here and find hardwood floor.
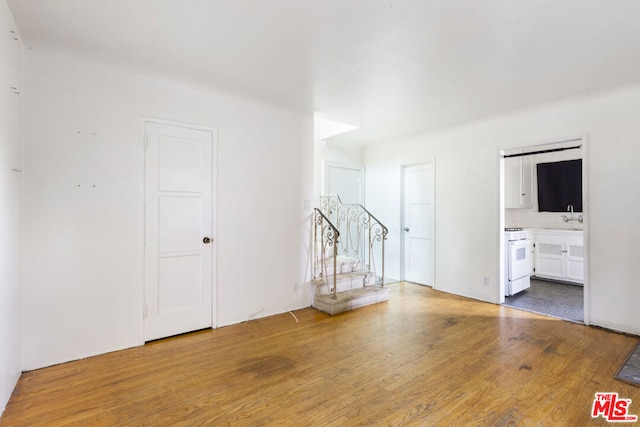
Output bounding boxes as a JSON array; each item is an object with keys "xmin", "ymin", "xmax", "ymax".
[{"xmin": 2, "ymin": 283, "xmax": 639, "ymax": 426}]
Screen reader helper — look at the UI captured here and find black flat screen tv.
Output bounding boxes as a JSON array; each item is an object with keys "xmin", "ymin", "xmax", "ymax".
[{"xmin": 536, "ymin": 159, "xmax": 582, "ymax": 212}]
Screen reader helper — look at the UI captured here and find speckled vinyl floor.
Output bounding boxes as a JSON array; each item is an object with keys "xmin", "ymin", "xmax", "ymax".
[{"xmin": 503, "ymin": 278, "xmax": 584, "ymax": 323}]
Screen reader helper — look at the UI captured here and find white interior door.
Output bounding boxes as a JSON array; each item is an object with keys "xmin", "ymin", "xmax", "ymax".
[
  {"xmin": 403, "ymin": 163, "xmax": 435, "ymax": 286},
  {"xmin": 144, "ymin": 121, "xmax": 216, "ymax": 341},
  {"xmin": 324, "ymin": 161, "xmax": 364, "ymax": 205}
]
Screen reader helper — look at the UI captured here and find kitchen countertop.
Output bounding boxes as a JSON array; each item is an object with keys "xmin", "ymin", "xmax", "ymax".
[{"xmin": 525, "ymin": 228, "xmax": 583, "ymax": 233}]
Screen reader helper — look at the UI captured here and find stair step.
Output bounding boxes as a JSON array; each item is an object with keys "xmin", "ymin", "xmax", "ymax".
[
  {"xmin": 312, "ymin": 286, "xmax": 390, "ymax": 315},
  {"xmin": 312, "ymin": 270, "xmax": 375, "ymax": 295}
]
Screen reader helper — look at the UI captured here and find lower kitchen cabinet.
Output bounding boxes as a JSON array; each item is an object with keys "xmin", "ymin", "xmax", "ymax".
[{"xmin": 533, "ymin": 230, "xmax": 584, "ymax": 284}]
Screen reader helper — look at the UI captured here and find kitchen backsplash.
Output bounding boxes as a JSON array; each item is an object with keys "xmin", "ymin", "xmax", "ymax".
[{"xmin": 506, "ymin": 208, "xmax": 584, "ymax": 230}]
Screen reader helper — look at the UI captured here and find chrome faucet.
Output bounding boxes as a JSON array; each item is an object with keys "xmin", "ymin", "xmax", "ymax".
[{"xmin": 562, "ymin": 204, "xmax": 583, "ymax": 223}]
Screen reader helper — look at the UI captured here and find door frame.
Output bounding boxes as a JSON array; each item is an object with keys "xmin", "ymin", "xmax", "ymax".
[
  {"xmin": 401, "ymin": 160, "xmax": 436, "ymax": 288},
  {"xmin": 139, "ymin": 116, "xmax": 218, "ymax": 344},
  {"xmin": 498, "ymin": 134, "xmax": 589, "ymax": 325},
  {"xmin": 322, "ymin": 160, "xmax": 365, "ymax": 204}
]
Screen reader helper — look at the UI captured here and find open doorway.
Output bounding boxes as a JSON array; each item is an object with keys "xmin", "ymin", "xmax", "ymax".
[{"xmin": 499, "ymin": 137, "xmax": 588, "ymax": 324}]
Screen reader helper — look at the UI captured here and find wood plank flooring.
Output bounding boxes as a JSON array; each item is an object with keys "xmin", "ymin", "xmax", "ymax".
[{"xmin": 2, "ymin": 283, "xmax": 639, "ymax": 426}]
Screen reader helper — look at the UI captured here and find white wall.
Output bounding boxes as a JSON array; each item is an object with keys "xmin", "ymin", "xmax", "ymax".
[
  {"xmin": 22, "ymin": 47, "xmax": 313, "ymax": 370},
  {"xmin": 365, "ymin": 86, "xmax": 640, "ymax": 335},
  {"xmin": 0, "ymin": 0, "xmax": 23, "ymax": 414},
  {"xmin": 324, "ymin": 140, "xmax": 365, "ymax": 166}
]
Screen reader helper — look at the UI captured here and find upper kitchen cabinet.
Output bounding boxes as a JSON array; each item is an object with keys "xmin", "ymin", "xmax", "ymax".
[{"xmin": 505, "ymin": 152, "xmax": 533, "ymax": 209}]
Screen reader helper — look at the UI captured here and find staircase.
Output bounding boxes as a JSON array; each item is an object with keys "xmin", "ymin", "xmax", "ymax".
[{"xmin": 312, "ymin": 195, "xmax": 389, "ymax": 315}]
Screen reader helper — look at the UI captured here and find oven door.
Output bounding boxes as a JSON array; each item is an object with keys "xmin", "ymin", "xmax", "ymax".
[{"xmin": 508, "ymin": 239, "xmax": 531, "ymax": 281}]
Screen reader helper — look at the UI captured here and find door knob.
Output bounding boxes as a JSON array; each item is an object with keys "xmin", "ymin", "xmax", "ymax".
[
  {"xmin": 403, "ymin": 227, "xmax": 410, "ymax": 232},
  {"xmin": 203, "ymin": 237, "xmax": 212, "ymax": 244}
]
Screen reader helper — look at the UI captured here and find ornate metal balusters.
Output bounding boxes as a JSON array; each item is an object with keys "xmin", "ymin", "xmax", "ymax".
[
  {"xmin": 369, "ymin": 220, "xmax": 387, "ymax": 285},
  {"xmin": 318, "ymin": 195, "xmax": 388, "ymax": 286},
  {"xmin": 313, "ymin": 208, "xmax": 339, "ymax": 299}
]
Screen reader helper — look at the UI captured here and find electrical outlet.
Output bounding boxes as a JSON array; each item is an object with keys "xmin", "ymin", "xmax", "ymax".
[
  {"xmin": 482, "ymin": 277, "xmax": 490, "ymax": 286},
  {"xmin": 293, "ymin": 282, "xmax": 299, "ymax": 292}
]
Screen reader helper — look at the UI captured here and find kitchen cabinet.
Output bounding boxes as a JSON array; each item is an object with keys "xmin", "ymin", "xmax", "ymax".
[
  {"xmin": 533, "ymin": 230, "xmax": 583, "ymax": 283},
  {"xmin": 505, "ymin": 153, "xmax": 533, "ymax": 209}
]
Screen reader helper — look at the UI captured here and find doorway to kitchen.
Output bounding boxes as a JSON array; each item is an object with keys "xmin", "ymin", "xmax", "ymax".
[{"xmin": 499, "ymin": 137, "xmax": 587, "ymax": 324}]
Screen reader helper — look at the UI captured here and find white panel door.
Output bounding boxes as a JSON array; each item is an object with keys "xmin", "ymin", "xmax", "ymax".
[
  {"xmin": 144, "ymin": 121, "xmax": 215, "ymax": 341},
  {"xmin": 324, "ymin": 161, "xmax": 364, "ymax": 205},
  {"xmin": 403, "ymin": 163, "xmax": 434, "ymax": 286}
]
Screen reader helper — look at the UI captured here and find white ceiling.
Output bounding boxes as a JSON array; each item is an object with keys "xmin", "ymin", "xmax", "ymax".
[{"xmin": 8, "ymin": 0, "xmax": 640, "ymax": 145}]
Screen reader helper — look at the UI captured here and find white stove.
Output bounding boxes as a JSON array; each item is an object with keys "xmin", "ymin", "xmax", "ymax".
[{"xmin": 504, "ymin": 228, "xmax": 532, "ymax": 296}]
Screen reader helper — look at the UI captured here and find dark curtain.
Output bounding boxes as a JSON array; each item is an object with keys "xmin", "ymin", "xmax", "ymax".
[{"xmin": 537, "ymin": 159, "xmax": 582, "ymax": 212}]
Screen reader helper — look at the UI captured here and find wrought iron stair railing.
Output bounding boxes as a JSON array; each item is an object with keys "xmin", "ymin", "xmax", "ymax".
[
  {"xmin": 313, "ymin": 208, "xmax": 340, "ymax": 299},
  {"xmin": 319, "ymin": 194, "xmax": 388, "ymax": 286}
]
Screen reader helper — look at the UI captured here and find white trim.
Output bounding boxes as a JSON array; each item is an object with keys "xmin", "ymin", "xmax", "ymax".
[
  {"xmin": 581, "ymin": 134, "xmax": 590, "ymax": 326},
  {"xmin": 497, "ymin": 149, "xmax": 505, "ymax": 303},
  {"xmin": 139, "ymin": 116, "xmax": 219, "ymax": 345},
  {"xmin": 142, "ymin": 115, "xmax": 220, "ymax": 134}
]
